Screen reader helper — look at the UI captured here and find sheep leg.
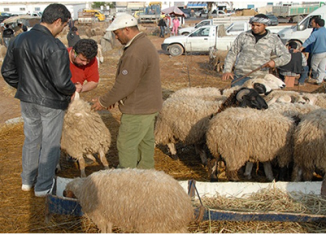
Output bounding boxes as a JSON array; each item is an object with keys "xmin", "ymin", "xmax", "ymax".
[
  {"xmin": 291, "ymin": 165, "xmax": 302, "ymax": 182},
  {"xmin": 77, "ymin": 155, "xmax": 87, "ymax": 177},
  {"xmin": 194, "ymin": 143, "xmax": 207, "ymax": 166},
  {"xmin": 243, "ymin": 162, "xmax": 253, "ymax": 180},
  {"xmin": 98, "ymin": 148, "xmax": 109, "ymax": 169},
  {"xmin": 208, "ymin": 158, "xmax": 218, "ymax": 182},
  {"xmin": 263, "ymin": 161, "xmax": 274, "ymax": 182},
  {"xmin": 167, "ymin": 143, "xmax": 179, "ymax": 160}
]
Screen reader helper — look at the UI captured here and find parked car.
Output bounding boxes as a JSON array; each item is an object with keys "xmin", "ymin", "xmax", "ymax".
[
  {"xmin": 266, "ymin": 14, "xmax": 279, "ymax": 26},
  {"xmin": 195, "ymin": 9, "xmax": 230, "ymax": 18}
]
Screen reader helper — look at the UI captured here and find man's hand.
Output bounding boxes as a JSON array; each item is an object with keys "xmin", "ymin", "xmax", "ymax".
[
  {"xmin": 75, "ymin": 82, "xmax": 83, "ymax": 93},
  {"xmin": 263, "ymin": 60, "xmax": 276, "ymax": 68},
  {"xmin": 91, "ymin": 97, "xmax": 106, "ymax": 111},
  {"xmin": 222, "ymin": 72, "xmax": 234, "ymax": 81}
]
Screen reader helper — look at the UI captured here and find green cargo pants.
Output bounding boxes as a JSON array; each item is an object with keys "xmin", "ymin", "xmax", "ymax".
[{"xmin": 117, "ymin": 112, "xmax": 158, "ymax": 169}]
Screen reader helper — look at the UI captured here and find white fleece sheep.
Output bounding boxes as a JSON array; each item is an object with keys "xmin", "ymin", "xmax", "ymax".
[
  {"xmin": 243, "ymin": 102, "xmax": 320, "ymax": 180},
  {"xmin": 292, "ymin": 108, "xmax": 326, "ymax": 181},
  {"xmin": 264, "ymin": 90, "xmax": 314, "ymax": 105},
  {"xmin": 155, "ymin": 96, "xmax": 223, "ymax": 164},
  {"xmin": 64, "ymin": 168, "xmax": 194, "ymax": 233},
  {"xmin": 169, "ymin": 87, "xmax": 223, "ymax": 101},
  {"xmin": 60, "ymin": 92, "xmax": 111, "ymax": 177},
  {"xmin": 206, "ymin": 107, "xmax": 296, "ymax": 181},
  {"xmin": 221, "ymin": 74, "xmax": 285, "ymax": 97}
]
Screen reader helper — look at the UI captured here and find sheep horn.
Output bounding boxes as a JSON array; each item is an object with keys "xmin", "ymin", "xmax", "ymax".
[{"xmin": 236, "ymin": 88, "xmax": 251, "ymax": 102}]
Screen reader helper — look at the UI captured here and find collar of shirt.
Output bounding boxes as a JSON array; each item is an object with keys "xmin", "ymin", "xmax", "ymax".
[{"xmin": 124, "ymin": 32, "xmax": 142, "ymax": 49}]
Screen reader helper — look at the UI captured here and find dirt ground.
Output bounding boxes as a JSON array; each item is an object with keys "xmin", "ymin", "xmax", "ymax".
[{"xmin": 1, "ymin": 21, "xmax": 326, "ymax": 233}]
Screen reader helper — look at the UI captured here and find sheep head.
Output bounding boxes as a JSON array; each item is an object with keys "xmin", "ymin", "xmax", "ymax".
[{"xmin": 218, "ymin": 88, "xmax": 268, "ymax": 113}]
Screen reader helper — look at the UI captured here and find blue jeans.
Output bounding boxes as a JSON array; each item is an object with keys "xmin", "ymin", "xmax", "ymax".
[
  {"xmin": 160, "ymin": 26, "xmax": 165, "ymax": 37},
  {"xmin": 117, "ymin": 113, "xmax": 157, "ymax": 169},
  {"xmin": 298, "ymin": 66, "xmax": 309, "ymax": 85},
  {"xmin": 231, "ymin": 75, "xmax": 251, "ymax": 87},
  {"xmin": 20, "ymin": 101, "xmax": 65, "ymax": 192}
]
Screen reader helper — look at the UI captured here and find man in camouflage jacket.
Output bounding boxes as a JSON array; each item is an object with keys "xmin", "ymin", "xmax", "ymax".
[{"xmin": 222, "ymin": 14, "xmax": 291, "ymax": 87}]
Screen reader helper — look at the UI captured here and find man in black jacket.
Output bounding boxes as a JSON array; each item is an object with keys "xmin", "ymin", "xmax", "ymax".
[
  {"xmin": 158, "ymin": 16, "xmax": 167, "ymax": 38},
  {"xmin": 1, "ymin": 3, "xmax": 80, "ymax": 197}
]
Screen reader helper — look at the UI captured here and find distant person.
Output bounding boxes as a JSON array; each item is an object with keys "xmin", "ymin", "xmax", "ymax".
[
  {"xmin": 278, "ymin": 41, "xmax": 308, "ymax": 86},
  {"xmin": 68, "ymin": 38, "xmax": 99, "ymax": 92},
  {"xmin": 172, "ymin": 15, "xmax": 180, "ymax": 36},
  {"xmin": 67, "ymin": 26, "xmax": 80, "ymax": 47},
  {"xmin": 222, "ymin": 14, "xmax": 291, "ymax": 87},
  {"xmin": 2, "ymin": 24, "xmax": 14, "ymax": 47},
  {"xmin": 1, "ymin": 3, "xmax": 78, "ymax": 197},
  {"xmin": 300, "ymin": 17, "xmax": 326, "ymax": 85},
  {"xmin": 158, "ymin": 16, "xmax": 166, "ymax": 38}
]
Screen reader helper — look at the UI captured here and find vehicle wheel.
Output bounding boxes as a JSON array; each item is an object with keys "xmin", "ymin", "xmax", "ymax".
[
  {"xmin": 181, "ymin": 32, "xmax": 189, "ymax": 36},
  {"xmin": 168, "ymin": 44, "xmax": 184, "ymax": 57}
]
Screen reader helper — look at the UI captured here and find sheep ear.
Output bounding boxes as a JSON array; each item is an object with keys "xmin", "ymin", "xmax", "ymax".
[{"xmin": 236, "ymin": 88, "xmax": 250, "ymax": 102}]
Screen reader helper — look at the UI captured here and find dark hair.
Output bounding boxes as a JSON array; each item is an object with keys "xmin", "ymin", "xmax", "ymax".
[
  {"xmin": 73, "ymin": 39, "xmax": 98, "ymax": 59},
  {"xmin": 41, "ymin": 4, "xmax": 71, "ymax": 24},
  {"xmin": 288, "ymin": 41, "xmax": 298, "ymax": 49},
  {"xmin": 254, "ymin": 13, "xmax": 269, "ymax": 19},
  {"xmin": 71, "ymin": 26, "xmax": 78, "ymax": 32},
  {"xmin": 310, "ymin": 15, "xmax": 320, "ymax": 24},
  {"xmin": 315, "ymin": 18, "xmax": 325, "ymax": 27}
]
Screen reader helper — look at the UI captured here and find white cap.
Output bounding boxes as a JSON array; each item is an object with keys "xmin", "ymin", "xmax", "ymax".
[{"xmin": 106, "ymin": 13, "xmax": 138, "ymax": 31}]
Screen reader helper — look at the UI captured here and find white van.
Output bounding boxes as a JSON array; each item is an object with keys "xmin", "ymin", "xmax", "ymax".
[{"xmin": 278, "ymin": 5, "xmax": 326, "ymax": 45}]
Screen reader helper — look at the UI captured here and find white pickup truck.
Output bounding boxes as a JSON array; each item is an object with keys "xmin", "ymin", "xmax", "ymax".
[
  {"xmin": 161, "ymin": 22, "xmax": 287, "ymax": 57},
  {"xmin": 179, "ymin": 19, "xmax": 287, "ymax": 36},
  {"xmin": 161, "ymin": 24, "xmax": 237, "ymax": 56}
]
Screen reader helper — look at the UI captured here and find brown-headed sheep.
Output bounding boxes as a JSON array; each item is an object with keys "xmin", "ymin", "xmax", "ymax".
[
  {"xmin": 64, "ymin": 168, "xmax": 194, "ymax": 233},
  {"xmin": 60, "ymin": 92, "xmax": 111, "ymax": 177}
]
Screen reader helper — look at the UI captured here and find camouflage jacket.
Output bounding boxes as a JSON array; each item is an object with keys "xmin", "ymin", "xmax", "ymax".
[{"xmin": 223, "ymin": 30, "xmax": 291, "ymax": 78}]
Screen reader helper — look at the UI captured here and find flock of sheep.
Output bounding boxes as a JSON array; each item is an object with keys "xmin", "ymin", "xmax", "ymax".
[
  {"xmin": 60, "ymin": 73, "xmax": 326, "ymax": 233},
  {"xmin": 155, "ymin": 74, "xmax": 326, "ymax": 183}
]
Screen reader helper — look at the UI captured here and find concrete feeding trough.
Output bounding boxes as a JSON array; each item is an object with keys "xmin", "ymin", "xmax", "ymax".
[{"xmin": 45, "ymin": 177, "xmax": 326, "ymax": 223}]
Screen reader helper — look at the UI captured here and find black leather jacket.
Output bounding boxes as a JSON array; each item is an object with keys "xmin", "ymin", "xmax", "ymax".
[{"xmin": 1, "ymin": 24, "xmax": 75, "ymax": 110}]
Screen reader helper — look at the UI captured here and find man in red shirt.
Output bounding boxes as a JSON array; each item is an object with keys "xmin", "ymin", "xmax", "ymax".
[{"xmin": 68, "ymin": 39, "xmax": 99, "ymax": 92}]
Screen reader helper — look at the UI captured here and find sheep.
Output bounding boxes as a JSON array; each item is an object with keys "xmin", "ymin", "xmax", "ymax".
[
  {"xmin": 155, "ymin": 96, "xmax": 223, "ymax": 165},
  {"xmin": 243, "ymin": 102, "xmax": 320, "ymax": 181},
  {"xmin": 206, "ymin": 107, "xmax": 296, "ymax": 182},
  {"xmin": 264, "ymin": 90, "xmax": 313, "ymax": 105},
  {"xmin": 209, "ymin": 48, "xmax": 228, "ymax": 73},
  {"xmin": 292, "ymin": 108, "xmax": 326, "ymax": 181},
  {"xmin": 60, "ymin": 92, "xmax": 111, "ymax": 177},
  {"xmin": 64, "ymin": 168, "xmax": 194, "ymax": 233}
]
